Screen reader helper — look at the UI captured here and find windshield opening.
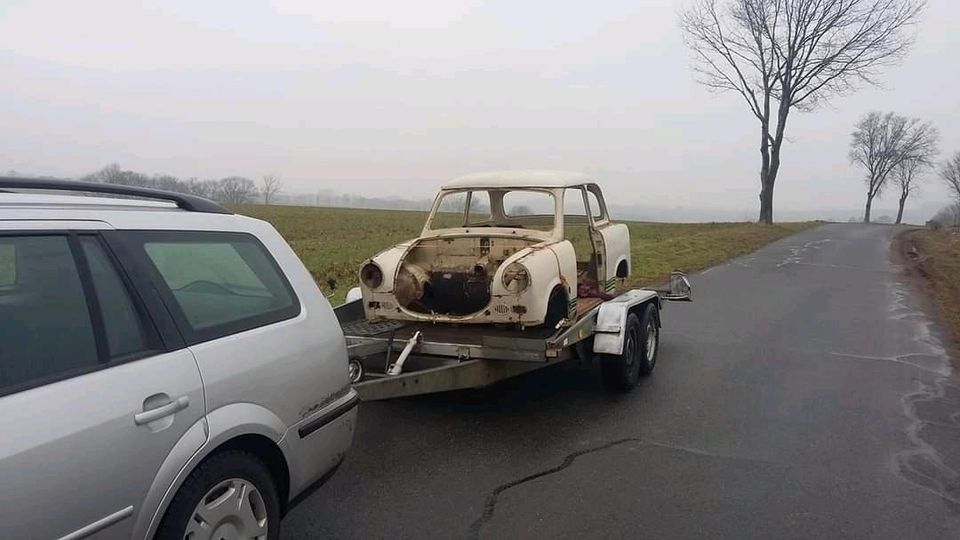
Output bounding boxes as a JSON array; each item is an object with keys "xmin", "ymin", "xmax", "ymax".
[{"xmin": 427, "ymin": 189, "xmax": 556, "ymax": 232}]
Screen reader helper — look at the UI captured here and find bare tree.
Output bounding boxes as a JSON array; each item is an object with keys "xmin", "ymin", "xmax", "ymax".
[
  {"xmin": 86, "ymin": 163, "xmax": 150, "ymax": 186},
  {"xmin": 218, "ymin": 177, "xmax": 258, "ymax": 205},
  {"xmin": 892, "ymin": 155, "xmax": 932, "ymax": 224},
  {"xmin": 942, "ymin": 152, "xmax": 960, "ymax": 210},
  {"xmin": 850, "ymin": 112, "xmax": 937, "ymax": 223},
  {"xmin": 892, "ymin": 126, "xmax": 939, "ymax": 224},
  {"xmin": 679, "ymin": 0, "xmax": 924, "ymax": 224},
  {"xmin": 261, "ymin": 174, "xmax": 283, "ymax": 205},
  {"xmin": 184, "ymin": 178, "xmax": 220, "ymax": 199}
]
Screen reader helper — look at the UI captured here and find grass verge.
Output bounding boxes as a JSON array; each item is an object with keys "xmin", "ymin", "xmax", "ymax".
[
  {"xmin": 236, "ymin": 204, "xmax": 818, "ymax": 304},
  {"xmin": 908, "ymin": 229, "xmax": 960, "ymax": 345}
]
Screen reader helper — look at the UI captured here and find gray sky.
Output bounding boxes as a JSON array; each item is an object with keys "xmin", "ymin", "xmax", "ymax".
[{"xmin": 2, "ymin": 0, "xmax": 958, "ymax": 222}]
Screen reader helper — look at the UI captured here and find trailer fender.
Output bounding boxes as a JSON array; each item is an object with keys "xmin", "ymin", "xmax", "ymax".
[{"xmin": 593, "ymin": 289, "xmax": 660, "ymax": 355}]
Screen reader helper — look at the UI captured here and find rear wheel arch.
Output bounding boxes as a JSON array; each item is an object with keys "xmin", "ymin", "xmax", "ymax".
[
  {"xmin": 205, "ymin": 434, "xmax": 291, "ymax": 514},
  {"xmin": 150, "ymin": 431, "xmax": 292, "ymax": 538},
  {"xmin": 155, "ymin": 448, "xmax": 282, "ymax": 540},
  {"xmin": 542, "ymin": 285, "xmax": 569, "ymax": 327}
]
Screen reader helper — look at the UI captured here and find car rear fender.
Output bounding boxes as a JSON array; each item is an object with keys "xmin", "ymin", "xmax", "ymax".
[{"xmin": 137, "ymin": 403, "xmax": 288, "ymax": 540}]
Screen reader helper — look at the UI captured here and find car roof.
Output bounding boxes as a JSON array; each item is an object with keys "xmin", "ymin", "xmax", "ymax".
[{"xmin": 441, "ymin": 170, "xmax": 591, "ymax": 189}]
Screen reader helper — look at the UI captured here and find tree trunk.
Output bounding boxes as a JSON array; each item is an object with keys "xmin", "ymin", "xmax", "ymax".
[
  {"xmin": 757, "ymin": 136, "xmax": 780, "ymax": 225},
  {"xmin": 759, "ymin": 182, "xmax": 774, "ymax": 224},
  {"xmin": 895, "ymin": 194, "xmax": 907, "ymax": 224},
  {"xmin": 864, "ymin": 196, "xmax": 873, "ymax": 223},
  {"xmin": 757, "ymin": 96, "xmax": 789, "ymax": 225},
  {"xmin": 758, "ymin": 121, "xmax": 771, "ymax": 224}
]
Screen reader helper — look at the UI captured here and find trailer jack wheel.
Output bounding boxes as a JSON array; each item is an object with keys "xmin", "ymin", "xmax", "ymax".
[{"xmin": 600, "ymin": 304, "xmax": 658, "ymax": 392}]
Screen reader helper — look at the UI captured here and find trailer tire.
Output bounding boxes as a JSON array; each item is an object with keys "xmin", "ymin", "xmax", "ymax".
[{"xmin": 600, "ymin": 304, "xmax": 658, "ymax": 392}]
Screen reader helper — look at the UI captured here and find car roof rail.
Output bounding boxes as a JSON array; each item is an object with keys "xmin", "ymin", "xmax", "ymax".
[{"xmin": 0, "ymin": 176, "xmax": 232, "ymax": 214}]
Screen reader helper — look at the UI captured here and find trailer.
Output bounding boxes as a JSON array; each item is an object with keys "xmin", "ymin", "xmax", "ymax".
[{"xmin": 335, "ymin": 272, "xmax": 692, "ymax": 401}]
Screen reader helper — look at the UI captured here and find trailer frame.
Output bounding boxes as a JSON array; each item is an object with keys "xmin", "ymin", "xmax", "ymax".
[{"xmin": 336, "ymin": 273, "xmax": 691, "ymax": 401}]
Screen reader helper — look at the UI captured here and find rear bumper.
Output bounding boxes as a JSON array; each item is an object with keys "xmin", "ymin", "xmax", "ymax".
[{"xmin": 281, "ymin": 388, "xmax": 359, "ymax": 500}]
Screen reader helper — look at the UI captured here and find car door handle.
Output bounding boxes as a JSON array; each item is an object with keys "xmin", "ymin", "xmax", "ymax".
[{"xmin": 134, "ymin": 396, "xmax": 189, "ymax": 425}]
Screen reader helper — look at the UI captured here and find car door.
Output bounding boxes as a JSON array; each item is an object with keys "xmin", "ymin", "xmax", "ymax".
[
  {"xmin": 585, "ymin": 185, "xmax": 631, "ymax": 293},
  {"xmin": 0, "ymin": 226, "xmax": 205, "ymax": 539}
]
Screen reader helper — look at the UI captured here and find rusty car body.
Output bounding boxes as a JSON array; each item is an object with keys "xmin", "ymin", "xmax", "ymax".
[{"xmin": 358, "ymin": 170, "xmax": 631, "ymax": 327}]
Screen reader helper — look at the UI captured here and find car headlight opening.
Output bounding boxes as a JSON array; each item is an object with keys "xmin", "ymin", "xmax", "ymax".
[
  {"xmin": 361, "ymin": 262, "xmax": 384, "ymax": 289},
  {"xmin": 502, "ymin": 263, "xmax": 530, "ymax": 293}
]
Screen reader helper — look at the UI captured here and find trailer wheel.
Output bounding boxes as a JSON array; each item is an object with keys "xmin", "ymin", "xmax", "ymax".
[{"xmin": 600, "ymin": 304, "xmax": 658, "ymax": 392}]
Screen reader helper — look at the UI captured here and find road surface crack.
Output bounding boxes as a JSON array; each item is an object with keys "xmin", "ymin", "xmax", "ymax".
[{"xmin": 467, "ymin": 437, "xmax": 774, "ymax": 539}]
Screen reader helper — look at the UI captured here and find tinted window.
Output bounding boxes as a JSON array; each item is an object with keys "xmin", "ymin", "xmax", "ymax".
[
  {"xmin": 0, "ymin": 244, "xmax": 14, "ymax": 286},
  {"xmin": 81, "ymin": 237, "xmax": 155, "ymax": 358},
  {"xmin": 135, "ymin": 232, "xmax": 298, "ymax": 341},
  {"xmin": 0, "ymin": 236, "xmax": 98, "ymax": 393}
]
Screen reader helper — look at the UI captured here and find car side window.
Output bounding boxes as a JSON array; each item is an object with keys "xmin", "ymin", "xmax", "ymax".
[
  {"xmin": 0, "ymin": 244, "xmax": 15, "ymax": 286},
  {"xmin": 80, "ymin": 236, "xmax": 158, "ymax": 359},
  {"xmin": 586, "ymin": 189, "xmax": 606, "ymax": 222},
  {"xmin": 562, "ymin": 188, "xmax": 594, "ymax": 256},
  {"xmin": 0, "ymin": 235, "xmax": 99, "ymax": 394},
  {"xmin": 131, "ymin": 232, "xmax": 299, "ymax": 343}
]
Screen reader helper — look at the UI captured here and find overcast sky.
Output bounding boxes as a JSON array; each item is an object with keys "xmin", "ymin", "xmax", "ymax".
[{"xmin": 1, "ymin": 0, "xmax": 958, "ymax": 221}]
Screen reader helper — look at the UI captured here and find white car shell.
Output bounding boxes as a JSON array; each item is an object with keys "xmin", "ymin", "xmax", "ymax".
[{"xmin": 360, "ymin": 171, "xmax": 631, "ymax": 327}]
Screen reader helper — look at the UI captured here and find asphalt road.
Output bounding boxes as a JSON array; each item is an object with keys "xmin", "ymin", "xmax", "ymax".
[{"xmin": 282, "ymin": 224, "xmax": 960, "ymax": 539}]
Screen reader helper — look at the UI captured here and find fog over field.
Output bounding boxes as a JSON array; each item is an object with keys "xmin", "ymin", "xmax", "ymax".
[{"xmin": 2, "ymin": 0, "xmax": 958, "ymax": 222}]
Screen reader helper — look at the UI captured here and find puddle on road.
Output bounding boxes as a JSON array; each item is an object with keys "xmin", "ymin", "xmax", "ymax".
[{"xmin": 776, "ymin": 238, "xmax": 833, "ymax": 267}]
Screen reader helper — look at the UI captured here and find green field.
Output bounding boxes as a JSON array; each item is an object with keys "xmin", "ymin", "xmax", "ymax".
[{"xmin": 236, "ymin": 204, "xmax": 817, "ymax": 304}]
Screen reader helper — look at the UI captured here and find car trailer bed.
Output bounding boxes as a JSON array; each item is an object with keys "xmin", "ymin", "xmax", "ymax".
[{"xmin": 336, "ymin": 273, "xmax": 692, "ymax": 401}]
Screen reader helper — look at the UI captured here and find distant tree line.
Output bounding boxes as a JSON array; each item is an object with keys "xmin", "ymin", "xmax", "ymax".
[
  {"xmin": 79, "ymin": 164, "xmax": 443, "ymax": 211},
  {"xmin": 82, "ymin": 164, "xmax": 284, "ymax": 205}
]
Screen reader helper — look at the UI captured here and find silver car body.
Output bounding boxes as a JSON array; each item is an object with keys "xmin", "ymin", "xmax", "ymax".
[{"xmin": 0, "ymin": 194, "xmax": 356, "ymax": 539}]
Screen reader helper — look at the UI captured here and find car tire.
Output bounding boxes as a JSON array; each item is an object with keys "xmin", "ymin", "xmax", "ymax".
[
  {"xmin": 155, "ymin": 450, "xmax": 281, "ymax": 540},
  {"xmin": 600, "ymin": 304, "xmax": 658, "ymax": 392}
]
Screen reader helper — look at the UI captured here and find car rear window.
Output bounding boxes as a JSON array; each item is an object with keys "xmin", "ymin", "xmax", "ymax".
[{"xmin": 130, "ymin": 231, "xmax": 300, "ymax": 343}]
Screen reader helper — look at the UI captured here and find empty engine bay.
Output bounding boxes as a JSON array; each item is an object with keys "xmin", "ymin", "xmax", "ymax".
[{"xmin": 394, "ymin": 236, "xmax": 538, "ymax": 315}]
